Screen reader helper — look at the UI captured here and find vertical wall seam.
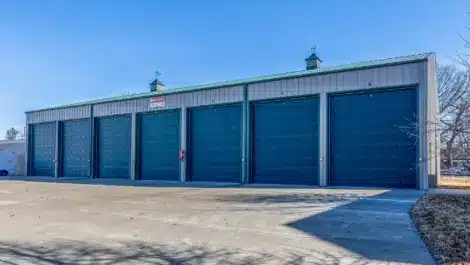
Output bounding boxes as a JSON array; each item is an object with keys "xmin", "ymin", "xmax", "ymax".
[
  {"xmin": 25, "ymin": 122, "xmax": 30, "ymax": 176},
  {"xmin": 89, "ymin": 105, "xmax": 95, "ymax": 178},
  {"xmin": 319, "ymin": 93, "xmax": 327, "ymax": 186},
  {"xmin": 130, "ymin": 112, "xmax": 137, "ymax": 180},
  {"xmin": 54, "ymin": 121, "xmax": 60, "ymax": 178},
  {"xmin": 241, "ymin": 84, "xmax": 249, "ymax": 184},
  {"xmin": 180, "ymin": 107, "xmax": 187, "ymax": 182}
]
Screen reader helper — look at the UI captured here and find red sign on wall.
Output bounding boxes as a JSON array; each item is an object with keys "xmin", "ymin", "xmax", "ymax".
[{"xmin": 149, "ymin": 97, "xmax": 165, "ymax": 108}]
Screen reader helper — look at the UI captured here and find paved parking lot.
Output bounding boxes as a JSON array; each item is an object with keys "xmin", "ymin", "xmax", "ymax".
[{"xmin": 0, "ymin": 178, "xmax": 433, "ymax": 264}]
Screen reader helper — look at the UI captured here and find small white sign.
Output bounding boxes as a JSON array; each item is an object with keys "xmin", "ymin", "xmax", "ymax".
[{"xmin": 149, "ymin": 97, "xmax": 165, "ymax": 108}]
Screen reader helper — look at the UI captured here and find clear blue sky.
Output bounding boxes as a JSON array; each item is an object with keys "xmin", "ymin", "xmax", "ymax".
[{"xmin": 0, "ymin": 0, "xmax": 468, "ymax": 135}]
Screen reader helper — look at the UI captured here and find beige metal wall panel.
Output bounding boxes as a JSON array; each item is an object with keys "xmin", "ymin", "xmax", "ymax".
[
  {"xmin": 248, "ymin": 63, "xmax": 423, "ymax": 101},
  {"xmin": 318, "ymin": 74, "xmax": 333, "ymax": 92},
  {"xmin": 92, "ymin": 86, "xmax": 243, "ymax": 117},
  {"xmin": 385, "ymin": 64, "xmax": 405, "ymax": 87},
  {"xmin": 426, "ymin": 55, "xmax": 439, "ymax": 187},
  {"xmin": 180, "ymin": 107, "xmax": 187, "ymax": 182},
  {"xmin": 27, "ymin": 105, "xmax": 91, "ymax": 124},
  {"xmin": 418, "ymin": 61, "xmax": 429, "ymax": 190},
  {"xmin": 341, "ymin": 71, "xmax": 360, "ymax": 91},
  {"xmin": 403, "ymin": 63, "xmax": 421, "ymax": 84},
  {"xmin": 297, "ymin": 76, "xmax": 315, "ymax": 95},
  {"xmin": 283, "ymin": 79, "xmax": 298, "ymax": 97}
]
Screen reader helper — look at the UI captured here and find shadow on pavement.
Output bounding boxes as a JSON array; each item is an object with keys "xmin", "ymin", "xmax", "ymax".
[
  {"xmin": 215, "ymin": 190, "xmax": 434, "ymax": 265},
  {"xmin": 0, "ymin": 240, "xmax": 374, "ymax": 265},
  {"xmin": 0, "ymin": 177, "xmax": 434, "ymax": 264},
  {"xmin": 213, "ymin": 192, "xmax": 361, "ymax": 204}
]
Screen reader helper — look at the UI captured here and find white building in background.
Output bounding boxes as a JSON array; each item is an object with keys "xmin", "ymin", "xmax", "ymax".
[
  {"xmin": 0, "ymin": 139, "xmax": 25, "ymax": 153},
  {"xmin": 0, "ymin": 139, "xmax": 26, "ymax": 175}
]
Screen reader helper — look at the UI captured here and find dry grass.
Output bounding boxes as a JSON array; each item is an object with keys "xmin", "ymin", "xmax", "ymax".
[
  {"xmin": 439, "ymin": 176, "xmax": 470, "ymax": 190},
  {"xmin": 411, "ymin": 194, "xmax": 470, "ymax": 265}
]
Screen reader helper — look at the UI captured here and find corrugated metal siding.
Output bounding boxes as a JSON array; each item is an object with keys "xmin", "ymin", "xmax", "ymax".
[
  {"xmin": 417, "ymin": 61, "xmax": 429, "ymax": 189},
  {"xmin": 27, "ymin": 63, "xmax": 423, "ymax": 122},
  {"xmin": 27, "ymin": 105, "xmax": 91, "ymax": 124},
  {"xmin": 93, "ymin": 86, "xmax": 244, "ymax": 117},
  {"xmin": 248, "ymin": 63, "xmax": 423, "ymax": 100},
  {"xmin": 427, "ymin": 55, "xmax": 439, "ymax": 187},
  {"xmin": 26, "ymin": 63, "xmax": 425, "ymax": 125}
]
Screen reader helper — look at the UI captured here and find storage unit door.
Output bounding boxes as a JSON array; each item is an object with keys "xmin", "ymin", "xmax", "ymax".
[
  {"xmin": 329, "ymin": 88, "xmax": 417, "ymax": 188},
  {"xmin": 61, "ymin": 119, "xmax": 91, "ymax": 177},
  {"xmin": 189, "ymin": 104, "xmax": 241, "ymax": 182},
  {"xmin": 31, "ymin": 122, "xmax": 56, "ymax": 176},
  {"xmin": 139, "ymin": 110, "xmax": 180, "ymax": 181},
  {"xmin": 252, "ymin": 97, "xmax": 320, "ymax": 185},
  {"xmin": 97, "ymin": 115, "xmax": 131, "ymax": 179}
]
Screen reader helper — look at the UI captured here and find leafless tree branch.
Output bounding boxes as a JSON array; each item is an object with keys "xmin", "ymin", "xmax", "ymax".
[{"xmin": 400, "ymin": 62, "xmax": 470, "ymax": 169}]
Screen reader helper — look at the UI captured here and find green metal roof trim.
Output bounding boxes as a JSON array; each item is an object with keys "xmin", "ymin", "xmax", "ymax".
[{"xmin": 26, "ymin": 52, "xmax": 433, "ymax": 113}]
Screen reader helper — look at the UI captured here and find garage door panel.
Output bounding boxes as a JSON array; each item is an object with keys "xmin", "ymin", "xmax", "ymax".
[
  {"xmin": 140, "ymin": 110, "xmax": 180, "ymax": 181},
  {"xmin": 62, "ymin": 119, "xmax": 91, "ymax": 177},
  {"xmin": 32, "ymin": 122, "xmax": 56, "ymax": 176},
  {"xmin": 98, "ymin": 115, "xmax": 131, "ymax": 179},
  {"xmin": 330, "ymin": 88, "xmax": 417, "ymax": 188},
  {"xmin": 190, "ymin": 104, "xmax": 241, "ymax": 183},
  {"xmin": 253, "ymin": 97, "xmax": 319, "ymax": 185}
]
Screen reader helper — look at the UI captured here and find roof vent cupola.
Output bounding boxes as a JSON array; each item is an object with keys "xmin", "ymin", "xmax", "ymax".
[
  {"xmin": 149, "ymin": 71, "xmax": 165, "ymax": 92},
  {"xmin": 305, "ymin": 46, "xmax": 322, "ymax": 70}
]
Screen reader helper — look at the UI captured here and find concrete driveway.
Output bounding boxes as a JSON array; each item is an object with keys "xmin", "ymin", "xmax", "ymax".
[{"xmin": 0, "ymin": 178, "xmax": 434, "ymax": 264}]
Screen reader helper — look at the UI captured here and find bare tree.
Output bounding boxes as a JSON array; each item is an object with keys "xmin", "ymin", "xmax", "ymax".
[
  {"xmin": 457, "ymin": 13, "xmax": 470, "ymax": 71},
  {"xmin": 433, "ymin": 63, "xmax": 470, "ymax": 167},
  {"xmin": 398, "ymin": 64, "xmax": 470, "ymax": 169},
  {"xmin": 5, "ymin": 128, "xmax": 20, "ymax": 140},
  {"xmin": 443, "ymin": 15, "xmax": 470, "ymax": 168},
  {"xmin": 398, "ymin": 16, "xmax": 470, "ymax": 172},
  {"xmin": 438, "ymin": 64, "xmax": 469, "ymax": 116},
  {"xmin": 440, "ymin": 96, "xmax": 470, "ymax": 167}
]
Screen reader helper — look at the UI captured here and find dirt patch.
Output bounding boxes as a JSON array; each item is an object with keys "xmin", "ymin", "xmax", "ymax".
[
  {"xmin": 411, "ymin": 194, "xmax": 470, "ymax": 265},
  {"xmin": 439, "ymin": 177, "xmax": 470, "ymax": 190}
]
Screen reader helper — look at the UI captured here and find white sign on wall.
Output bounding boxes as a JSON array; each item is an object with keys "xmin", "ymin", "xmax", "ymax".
[{"xmin": 149, "ymin": 97, "xmax": 165, "ymax": 108}]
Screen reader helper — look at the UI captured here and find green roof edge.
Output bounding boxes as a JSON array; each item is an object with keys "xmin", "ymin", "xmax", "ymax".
[{"xmin": 26, "ymin": 52, "xmax": 434, "ymax": 113}]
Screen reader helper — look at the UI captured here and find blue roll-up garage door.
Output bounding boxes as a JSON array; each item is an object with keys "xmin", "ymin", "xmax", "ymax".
[
  {"xmin": 252, "ymin": 97, "xmax": 320, "ymax": 185},
  {"xmin": 61, "ymin": 119, "xmax": 91, "ymax": 177},
  {"xmin": 31, "ymin": 122, "xmax": 56, "ymax": 176},
  {"xmin": 97, "ymin": 115, "xmax": 131, "ymax": 179},
  {"xmin": 189, "ymin": 104, "xmax": 241, "ymax": 182},
  {"xmin": 329, "ymin": 88, "xmax": 417, "ymax": 188},
  {"xmin": 139, "ymin": 110, "xmax": 180, "ymax": 181}
]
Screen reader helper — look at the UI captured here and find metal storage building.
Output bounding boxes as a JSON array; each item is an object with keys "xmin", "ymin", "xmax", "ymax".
[{"xmin": 25, "ymin": 52, "xmax": 439, "ymax": 190}]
